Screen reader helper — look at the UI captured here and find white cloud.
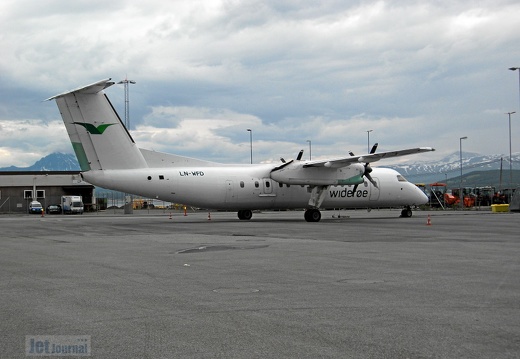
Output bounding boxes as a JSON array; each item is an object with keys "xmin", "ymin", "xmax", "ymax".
[
  {"xmin": 0, "ymin": 119, "xmax": 71, "ymax": 167},
  {"xmin": 1, "ymin": 0, "xmax": 520, "ymax": 168}
]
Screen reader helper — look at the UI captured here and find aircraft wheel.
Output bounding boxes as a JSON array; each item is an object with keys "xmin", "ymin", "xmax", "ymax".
[
  {"xmin": 237, "ymin": 210, "xmax": 253, "ymax": 220},
  {"xmin": 304, "ymin": 209, "xmax": 321, "ymax": 222},
  {"xmin": 400, "ymin": 207, "xmax": 413, "ymax": 218}
]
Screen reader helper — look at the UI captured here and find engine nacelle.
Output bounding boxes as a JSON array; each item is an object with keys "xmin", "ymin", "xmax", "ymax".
[{"xmin": 270, "ymin": 162, "xmax": 365, "ymax": 186}]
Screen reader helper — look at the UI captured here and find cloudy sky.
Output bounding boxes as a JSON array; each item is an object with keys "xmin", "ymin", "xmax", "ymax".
[{"xmin": 1, "ymin": 0, "xmax": 520, "ymax": 168}]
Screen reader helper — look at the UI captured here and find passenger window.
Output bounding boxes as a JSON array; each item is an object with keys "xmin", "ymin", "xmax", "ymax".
[
  {"xmin": 240, "ymin": 181, "xmax": 245, "ymax": 188},
  {"xmin": 255, "ymin": 181, "xmax": 259, "ymax": 188},
  {"xmin": 265, "ymin": 181, "xmax": 270, "ymax": 188},
  {"xmin": 159, "ymin": 175, "xmax": 164, "ymax": 180}
]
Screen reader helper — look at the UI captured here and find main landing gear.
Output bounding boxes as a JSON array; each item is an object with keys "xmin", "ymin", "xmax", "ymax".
[
  {"xmin": 237, "ymin": 209, "xmax": 253, "ymax": 220},
  {"xmin": 304, "ymin": 208, "xmax": 322, "ymax": 222},
  {"xmin": 400, "ymin": 206, "xmax": 413, "ymax": 218}
]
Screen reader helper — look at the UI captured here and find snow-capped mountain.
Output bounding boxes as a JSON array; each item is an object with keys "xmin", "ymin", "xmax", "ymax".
[
  {"xmin": 385, "ymin": 152, "xmax": 520, "ymax": 184},
  {"xmin": 0, "ymin": 152, "xmax": 80, "ymax": 171}
]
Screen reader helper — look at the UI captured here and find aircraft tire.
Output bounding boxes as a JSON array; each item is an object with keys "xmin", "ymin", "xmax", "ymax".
[
  {"xmin": 400, "ymin": 207, "xmax": 413, "ymax": 218},
  {"xmin": 304, "ymin": 209, "xmax": 321, "ymax": 222},
  {"xmin": 237, "ymin": 210, "xmax": 253, "ymax": 220}
]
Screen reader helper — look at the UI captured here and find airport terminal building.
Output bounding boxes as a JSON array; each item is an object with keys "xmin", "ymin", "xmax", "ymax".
[{"xmin": 0, "ymin": 171, "xmax": 94, "ymax": 213}]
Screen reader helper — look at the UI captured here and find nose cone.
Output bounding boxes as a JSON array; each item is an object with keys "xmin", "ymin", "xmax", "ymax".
[{"xmin": 412, "ymin": 185, "xmax": 429, "ymax": 205}]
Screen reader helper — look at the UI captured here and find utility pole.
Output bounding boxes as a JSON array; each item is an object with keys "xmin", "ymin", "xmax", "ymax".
[
  {"xmin": 118, "ymin": 78, "xmax": 136, "ymax": 215},
  {"xmin": 118, "ymin": 78, "xmax": 136, "ymax": 130}
]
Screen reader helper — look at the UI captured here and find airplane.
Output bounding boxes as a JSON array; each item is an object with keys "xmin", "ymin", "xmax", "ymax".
[{"xmin": 46, "ymin": 78, "xmax": 434, "ymax": 222}]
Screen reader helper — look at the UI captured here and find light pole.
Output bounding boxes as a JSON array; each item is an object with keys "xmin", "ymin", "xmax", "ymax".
[
  {"xmin": 459, "ymin": 136, "xmax": 467, "ymax": 209},
  {"xmin": 306, "ymin": 140, "xmax": 312, "ymax": 160},
  {"xmin": 508, "ymin": 66, "xmax": 519, "ymax": 201},
  {"xmin": 117, "ymin": 78, "xmax": 136, "ymax": 215},
  {"xmin": 366, "ymin": 130, "xmax": 373, "ymax": 153},
  {"xmin": 506, "ymin": 112, "xmax": 515, "ymax": 202},
  {"xmin": 509, "ymin": 67, "xmax": 520, "ymax": 109},
  {"xmin": 247, "ymin": 129, "xmax": 252, "ymax": 164},
  {"xmin": 117, "ymin": 78, "xmax": 136, "ymax": 130}
]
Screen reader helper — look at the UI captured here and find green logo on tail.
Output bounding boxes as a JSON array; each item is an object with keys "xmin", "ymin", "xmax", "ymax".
[{"xmin": 73, "ymin": 122, "xmax": 116, "ymax": 134}]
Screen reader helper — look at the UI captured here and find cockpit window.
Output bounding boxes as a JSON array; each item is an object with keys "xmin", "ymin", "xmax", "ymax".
[{"xmin": 397, "ymin": 175, "xmax": 408, "ymax": 182}]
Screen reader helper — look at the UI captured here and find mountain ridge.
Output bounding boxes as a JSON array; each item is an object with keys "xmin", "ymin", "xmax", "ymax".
[{"xmin": 0, "ymin": 152, "xmax": 80, "ymax": 171}]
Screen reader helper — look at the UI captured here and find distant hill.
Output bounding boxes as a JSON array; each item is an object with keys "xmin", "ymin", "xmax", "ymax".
[
  {"xmin": 385, "ymin": 152, "xmax": 520, "ymax": 186},
  {"xmin": 0, "ymin": 152, "xmax": 80, "ymax": 171}
]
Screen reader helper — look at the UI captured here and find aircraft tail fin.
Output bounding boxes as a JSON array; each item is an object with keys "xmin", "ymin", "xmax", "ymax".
[{"xmin": 47, "ymin": 78, "xmax": 148, "ymax": 171}]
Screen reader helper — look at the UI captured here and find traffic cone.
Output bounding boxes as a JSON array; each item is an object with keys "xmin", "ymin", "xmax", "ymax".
[
  {"xmin": 184, "ymin": 206, "xmax": 187, "ymax": 216},
  {"xmin": 41, "ymin": 210, "xmax": 44, "ymax": 217},
  {"xmin": 426, "ymin": 214, "xmax": 431, "ymax": 226}
]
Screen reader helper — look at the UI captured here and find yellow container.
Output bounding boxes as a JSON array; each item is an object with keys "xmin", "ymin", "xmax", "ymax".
[{"xmin": 491, "ymin": 204, "xmax": 509, "ymax": 212}]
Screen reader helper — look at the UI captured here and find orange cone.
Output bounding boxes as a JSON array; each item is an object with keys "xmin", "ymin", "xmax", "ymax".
[
  {"xmin": 41, "ymin": 210, "xmax": 44, "ymax": 217},
  {"xmin": 184, "ymin": 206, "xmax": 187, "ymax": 216},
  {"xmin": 426, "ymin": 214, "xmax": 431, "ymax": 225}
]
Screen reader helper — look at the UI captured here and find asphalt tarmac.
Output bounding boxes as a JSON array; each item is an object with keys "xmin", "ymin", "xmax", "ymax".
[{"xmin": 1, "ymin": 209, "xmax": 519, "ymax": 358}]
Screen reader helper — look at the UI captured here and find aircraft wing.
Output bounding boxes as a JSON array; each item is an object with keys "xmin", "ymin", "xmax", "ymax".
[{"xmin": 302, "ymin": 147, "xmax": 435, "ymax": 168}]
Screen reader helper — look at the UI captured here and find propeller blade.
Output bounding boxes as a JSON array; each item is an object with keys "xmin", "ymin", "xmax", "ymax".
[
  {"xmin": 365, "ymin": 172, "xmax": 378, "ymax": 188},
  {"xmin": 370, "ymin": 143, "xmax": 378, "ymax": 154},
  {"xmin": 271, "ymin": 160, "xmax": 293, "ymax": 172},
  {"xmin": 349, "ymin": 151, "xmax": 355, "ymax": 156},
  {"xmin": 280, "ymin": 157, "xmax": 286, "ymax": 163},
  {"xmin": 296, "ymin": 150, "xmax": 304, "ymax": 161}
]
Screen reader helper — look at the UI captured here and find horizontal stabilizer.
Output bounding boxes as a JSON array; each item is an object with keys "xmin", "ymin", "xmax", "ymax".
[{"xmin": 46, "ymin": 78, "xmax": 115, "ymax": 101}]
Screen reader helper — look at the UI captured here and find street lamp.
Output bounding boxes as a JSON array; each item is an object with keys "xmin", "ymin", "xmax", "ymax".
[
  {"xmin": 366, "ymin": 130, "xmax": 373, "ymax": 153},
  {"xmin": 247, "ymin": 129, "xmax": 252, "ymax": 164},
  {"xmin": 306, "ymin": 140, "xmax": 312, "ymax": 160},
  {"xmin": 509, "ymin": 67, "xmax": 520, "ymax": 109},
  {"xmin": 459, "ymin": 136, "xmax": 467, "ymax": 210},
  {"xmin": 117, "ymin": 78, "xmax": 136, "ymax": 130},
  {"xmin": 506, "ymin": 112, "xmax": 515, "ymax": 202}
]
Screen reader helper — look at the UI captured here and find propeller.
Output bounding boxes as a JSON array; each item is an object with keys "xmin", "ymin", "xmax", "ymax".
[
  {"xmin": 271, "ymin": 150, "xmax": 304, "ymax": 172},
  {"xmin": 351, "ymin": 143, "xmax": 379, "ymax": 191}
]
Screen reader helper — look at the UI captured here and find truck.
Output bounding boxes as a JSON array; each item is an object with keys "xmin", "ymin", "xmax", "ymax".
[{"xmin": 62, "ymin": 195, "xmax": 84, "ymax": 214}]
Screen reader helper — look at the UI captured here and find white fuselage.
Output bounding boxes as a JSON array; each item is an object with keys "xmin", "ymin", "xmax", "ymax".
[{"xmin": 82, "ymin": 165, "xmax": 428, "ymax": 210}]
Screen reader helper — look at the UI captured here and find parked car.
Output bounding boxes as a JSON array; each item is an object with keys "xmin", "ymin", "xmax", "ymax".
[
  {"xmin": 46, "ymin": 204, "xmax": 62, "ymax": 214},
  {"xmin": 29, "ymin": 201, "xmax": 43, "ymax": 214}
]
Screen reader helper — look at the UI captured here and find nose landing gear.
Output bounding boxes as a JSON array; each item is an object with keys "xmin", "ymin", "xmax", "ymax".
[{"xmin": 400, "ymin": 206, "xmax": 413, "ymax": 218}]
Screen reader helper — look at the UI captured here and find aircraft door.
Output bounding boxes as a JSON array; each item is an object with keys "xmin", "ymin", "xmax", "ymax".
[
  {"xmin": 263, "ymin": 178, "xmax": 273, "ymax": 194},
  {"xmin": 369, "ymin": 178, "xmax": 380, "ymax": 200}
]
